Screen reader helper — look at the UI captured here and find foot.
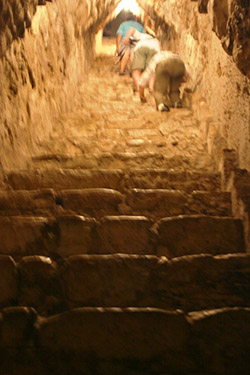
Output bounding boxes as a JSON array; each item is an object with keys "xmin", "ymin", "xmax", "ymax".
[
  {"xmin": 140, "ymin": 96, "xmax": 147, "ymax": 103},
  {"xmin": 175, "ymin": 101, "xmax": 183, "ymax": 108},
  {"xmin": 158, "ymin": 103, "xmax": 170, "ymax": 112},
  {"xmin": 119, "ymin": 72, "xmax": 126, "ymax": 76}
]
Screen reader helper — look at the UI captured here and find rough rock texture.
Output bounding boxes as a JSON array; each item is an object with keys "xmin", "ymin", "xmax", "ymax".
[
  {"xmin": 0, "ymin": 0, "xmax": 120, "ymax": 173},
  {"xmin": 138, "ymin": 0, "xmax": 250, "ymax": 171},
  {"xmin": 0, "ymin": 0, "xmax": 249, "ymax": 174},
  {"xmin": 0, "ymin": 306, "xmax": 250, "ymax": 374}
]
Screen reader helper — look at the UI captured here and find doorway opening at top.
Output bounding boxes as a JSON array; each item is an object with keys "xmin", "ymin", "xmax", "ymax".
[
  {"xmin": 115, "ymin": 0, "xmax": 140, "ymax": 16},
  {"xmin": 96, "ymin": 0, "xmax": 143, "ymax": 55}
]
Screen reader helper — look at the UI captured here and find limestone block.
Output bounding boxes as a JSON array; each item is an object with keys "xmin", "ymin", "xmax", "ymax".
[
  {"xmin": 96, "ymin": 216, "xmax": 154, "ymax": 254},
  {"xmin": 189, "ymin": 191, "xmax": 232, "ymax": 216},
  {"xmin": 212, "ymin": 253, "xmax": 250, "ymax": 305},
  {"xmin": 0, "ymin": 189, "xmax": 57, "ymax": 214},
  {"xmin": 56, "ymin": 215, "xmax": 97, "ymax": 256},
  {"xmin": 0, "ymin": 216, "xmax": 52, "ymax": 256},
  {"xmin": 156, "ymin": 253, "xmax": 250, "ymax": 310},
  {"xmin": 18, "ymin": 256, "xmax": 62, "ymax": 315},
  {"xmin": 6, "ymin": 169, "xmax": 124, "ymax": 190},
  {"xmin": 126, "ymin": 169, "xmax": 221, "ymax": 192},
  {"xmin": 59, "ymin": 188, "xmax": 124, "ymax": 217},
  {"xmin": 0, "ymin": 306, "xmax": 37, "ymax": 348},
  {"xmin": 0, "ymin": 255, "xmax": 18, "ymax": 306},
  {"xmin": 188, "ymin": 307, "xmax": 250, "ymax": 375},
  {"xmin": 61, "ymin": 254, "xmax": 159, "ymax": 308},
  {"xmin": 156, "ymin": 254, "xmax": 216, "ymax": 310},
  {"xmin": 38, "ymin": 308, "xmax": 189, "ymax": 361},
  {"xmin": 127, "ymin": 189, "xmax": 188, "ymax": 217},
  {"xmin": 156, "ymin": 215, "xmax": 245, "ymax": 257}
]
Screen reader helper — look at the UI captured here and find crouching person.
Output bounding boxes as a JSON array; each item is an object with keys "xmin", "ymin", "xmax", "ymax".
[{"xmin": 139, "ymin": 51, "xmax": 187, "ymax": 111}]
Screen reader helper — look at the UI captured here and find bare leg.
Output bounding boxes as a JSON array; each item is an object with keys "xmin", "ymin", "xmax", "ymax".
[
  {"xmin": 132, "ymin": 69, "xmax": 142, "ymax": 91},
  {"xmin": 129, "ymin": 51, "xmax": 134, "ymax": 75},
  {"xmin": 139, "ymin": 86, "xmax": 147, "ymax": 103},
  {"xmin": 120, "ymin": 50, "xmax": 130, "ymax": 73}
]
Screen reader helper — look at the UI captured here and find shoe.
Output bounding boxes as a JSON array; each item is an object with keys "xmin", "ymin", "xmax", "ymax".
[
  {"xmin": 161, "ymin": 104, "xmax": 170, "ymax": 112},
  {"xmin": 119, "ymin": 72, "xmax": 126, "ymax": 76},
  {"xmin": 140, "ymin": 96, "xmax": 147, "ymax": 103},
  {"xmin": 158, "ymin": 103, "xmax": 170, "ymax": 112}
]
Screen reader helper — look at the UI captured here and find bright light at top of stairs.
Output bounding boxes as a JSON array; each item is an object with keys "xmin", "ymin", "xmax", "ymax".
[{"xmin": 116, "ymin": 0, "xmax": 140, "ymax": 15}]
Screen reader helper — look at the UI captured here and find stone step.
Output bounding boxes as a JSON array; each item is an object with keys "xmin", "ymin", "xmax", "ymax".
[
  {"xmin": 2, "ymin": 253, "xmax": 248, "ymax": 315},
  {"xmin": 156, "ymin": 214, "xmax": 245, "ymax": 258},
  {"xmin": 0, "ymin": 305, "xmax": 249, "ymax": 374},
  {"xmin": 31, "ymin": 150, "xmax": 213, "ymax": 170},
  {"xmin": 0, "ymin": 188, "xmax": 232, "ymax": 218},
  {"xmin": 126, "ymin": 189, "xmax": 231, "ymax": 218},
  {"xmin": 0, "ymin": 214, "xmax": 245, "ymax": 259},
  {"xmin": 5, "ymin": 168, "xmax": 222, "ymax": 192}
]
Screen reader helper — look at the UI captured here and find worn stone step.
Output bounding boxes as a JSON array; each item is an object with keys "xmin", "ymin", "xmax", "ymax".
[
  {"xmin": 2, "ymin": 306, "xmax": 248, "ymax": 375},
  {"xmin": 31, "ymin": 151, "xmax": 212, "ymax": 170},
  {"xmin": 126, "ymin": 189, "xmax": 232, "ymax": 218},
  {"xmin": 5, "ymin": 169, "xmax": 124, "ymax": 191},
  {"xmin": 125, "ymin": 169, "xmax": 221, "ymax": 192},
  {"xmin": 37, "ymin": 307, "xmax": 189, "ymax": 374},
  {"xmin": 2, "ymin": 253, "xmax": 249, "ymax": 315},
  {"xmin": 60, "ymin": 253, "xmax": 250, "ymax": 312},
  {"xmin": 0, "ymin": 189, "xmax": 61, "ymax": 216},
  {"xmin": 0, "ymin": 214, "xmax": 245, "ymax": 259},
  {"xmin": 58, "ymin": 188, "xmax": 124, "ymax": 217},
  {"xmin": 5, "ymin": 168, "xmax": 222, "ymax": 192},
  {"xmin": 0, "ymin": 188, "xmax": 231, "ymax": 218},
  {"xmin": 156, "ymin": 214, "xmax": 245, "ymax": 257},
  {"xmin": 0, "ymin": 216, "xmax": 55, "ymax": 258}
]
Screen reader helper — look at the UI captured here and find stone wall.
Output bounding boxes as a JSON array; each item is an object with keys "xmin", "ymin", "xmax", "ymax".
[
  {"xmin": 0, "ymin": 0, "xmax": 119, "ymax": 174},
  {"xmin": 138, "ymin": 0, "xmax": 250, "ymax": 171},
  {"xmin": 0, "ymin": 0, "xmax": 249, "ymax": 173}
]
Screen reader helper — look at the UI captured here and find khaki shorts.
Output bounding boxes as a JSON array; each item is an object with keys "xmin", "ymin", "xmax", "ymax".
[{"xmin": 132, "ymin": 46, "xmax": 157, "ymax": 71}]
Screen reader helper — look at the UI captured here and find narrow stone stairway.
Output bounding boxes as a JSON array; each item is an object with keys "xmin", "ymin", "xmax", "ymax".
[{"xmin": 0, "ymin": 55, "xmax": 249, "ymax": 375}]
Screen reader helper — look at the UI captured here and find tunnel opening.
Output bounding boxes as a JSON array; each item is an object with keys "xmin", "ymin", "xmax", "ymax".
[{"xmin": 0, "ymin": 1, "xmax": 249, "ymax": 173}]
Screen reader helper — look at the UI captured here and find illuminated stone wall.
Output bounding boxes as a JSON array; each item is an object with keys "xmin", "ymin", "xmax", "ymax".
[
  {"xmin": 0, "ymin": 0, "xmax": 119, "ymax": 173},
  {"xmin": 0, "ymin": 0, "xmax": 249, "ymax": 172},
  {"xmin": 138, "ymin": 0, "xmax": 250, "ymax": 170}
]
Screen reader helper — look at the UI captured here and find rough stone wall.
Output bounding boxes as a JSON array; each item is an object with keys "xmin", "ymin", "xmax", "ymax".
[
  {"xmin": 0, "ymin": 0, "xmax": 119, "ymax": 173},
  {"xmin": 0, "ymin": 0, "xmax": 249, "ymax": 172},
  {"xmin": 138, "ymin": 0, "xmax": 250, "ymax": 171}
]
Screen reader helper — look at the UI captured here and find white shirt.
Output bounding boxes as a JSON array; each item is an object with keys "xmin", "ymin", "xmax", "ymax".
[{"xmin": 133, "ymin": 30, "xmax": 161, "ymax": 53}]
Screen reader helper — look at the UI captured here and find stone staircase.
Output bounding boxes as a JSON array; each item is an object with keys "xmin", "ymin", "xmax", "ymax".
[{"xmin": 0, "ymin": 56, "xmax": 249, "ymax": 375}]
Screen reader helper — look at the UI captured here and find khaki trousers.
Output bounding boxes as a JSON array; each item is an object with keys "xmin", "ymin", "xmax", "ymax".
[{"xmin": 153, "ymin": 56, "xmax": 185, "ymax": 108}]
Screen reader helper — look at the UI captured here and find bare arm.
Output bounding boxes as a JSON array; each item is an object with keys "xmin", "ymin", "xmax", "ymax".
[{"xmin": 123, "ymin": 27, "xmax": 136, "ymax": 45}]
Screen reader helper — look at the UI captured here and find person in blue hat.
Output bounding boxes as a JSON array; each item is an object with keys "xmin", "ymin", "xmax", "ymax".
[{"xmin": 115, "ymin": 12, "xmax": 144, "ymax": 75}]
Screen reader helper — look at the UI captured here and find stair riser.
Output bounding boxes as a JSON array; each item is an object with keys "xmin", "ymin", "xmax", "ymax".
[
  {"xmin": 0, "ymin": 189, "xmax": 232, "ymax": 218},
  {"xmin": 1, "ymin": 254, "xmax": 249, "ymax": 315},
  {"xmin": 5, "ymin": 169, "xmax": 221, "ymax": 192},
  {"xmin": 0, "ymin": 215, "xmax": 245, "ymax": 259},
  {"xmin": 0, "ymin": 306, "xmax": 249, "ymax": 375}
]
